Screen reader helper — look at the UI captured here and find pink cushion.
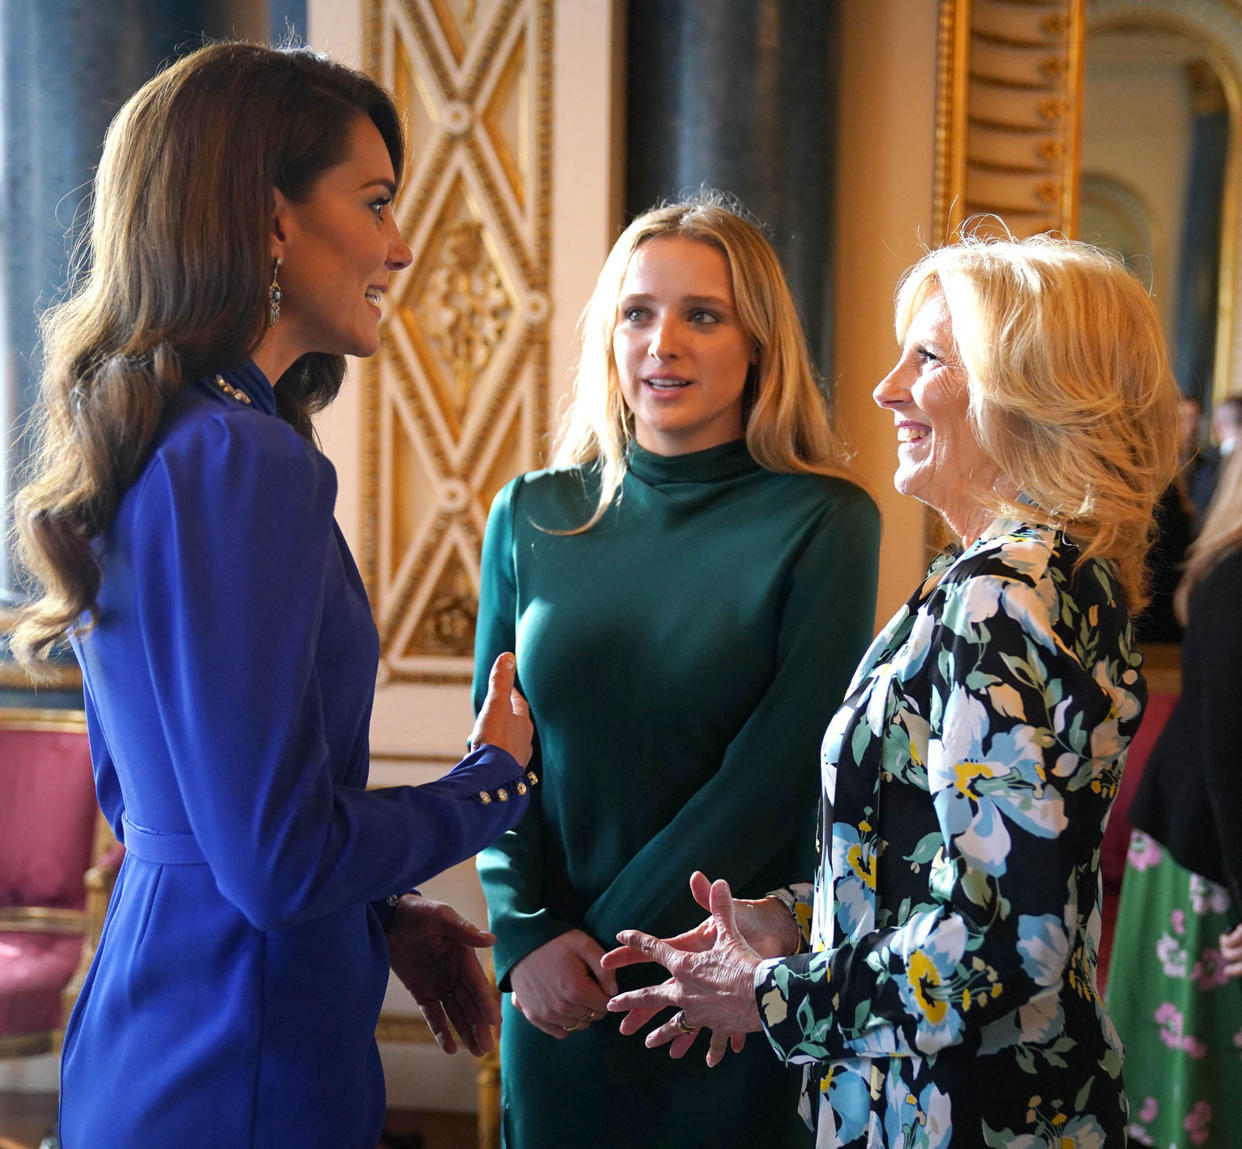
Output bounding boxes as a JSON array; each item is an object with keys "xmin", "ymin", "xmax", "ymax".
[
  {"xmin": 0, "ymin": 729, "xmax": 97, "ymax": 909},
  {"xmin": 0, "ymin": 930, "xmax": 84, "ymax": 1035}
]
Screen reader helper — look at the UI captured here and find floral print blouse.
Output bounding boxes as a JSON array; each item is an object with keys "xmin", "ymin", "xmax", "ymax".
[{"xmin": 756, "ymin": 520, "xmax": 1140, "ymax": 1148}]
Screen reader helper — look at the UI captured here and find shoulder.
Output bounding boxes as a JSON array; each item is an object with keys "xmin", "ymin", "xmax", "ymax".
[
  {"xmin": 488, "ymin": 463, "xmax": 600, "ymax": 525},
  {"xmin": 135, "ymin": 381, "xmax": 333, "ymax": 514},
  {"xmin": 932, "ymin": 521, "xmax": 1126, "ymax": 648}
]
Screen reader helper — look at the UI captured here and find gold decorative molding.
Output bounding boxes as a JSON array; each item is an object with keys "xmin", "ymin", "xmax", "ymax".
[
  {"xmin": 935, "ymin": 0, "xmax": 1087, "ymax": 240},
  {"xmin": 361, "ymin": 0, "xmax": 554, "ymax": 684}
]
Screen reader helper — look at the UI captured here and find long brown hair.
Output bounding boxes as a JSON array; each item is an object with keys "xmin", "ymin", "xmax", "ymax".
[
  {"xmin": 11, "ymin": 41, "xmax": 404, "ymax": 666},
  {"xmin": 553, "ymin": 197, "xmax": 854, "ymax": 532}
]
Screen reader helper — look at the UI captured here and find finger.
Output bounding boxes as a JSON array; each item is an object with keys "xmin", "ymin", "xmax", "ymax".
[
  {"xmin": 475, "ymin": 653, "xmax": 516, "ymax": 727},
  {"xmin": 707, "ymin": 1030, "xmax": 733, "ymax": 1067},
  {"xmin": 599, "ymin": 943, "xmax": 650, "ymax": 971},
  {"xmin": 612, "ymin": 929, "xmax": 675, "ymax": 970},
  {"xmin": 644, "ymin": 1018, "xmax": 698, "ymax": 1059},
  {"xmin": 615, "ymin": 1003, "xmax": 664, "ymax": 1037},
  {"xmin": 418, "ymin": 1000, "xmax": 457, "ymax": 1055},
  {"xmin": 709, "ymin": 878, "xmax": 742, "ymax": 941},
  {"xmin": 608, "ymin": 985, "xmax": 679, "ymax": 1017},
  {"xmin": 588, "ymin": 948, "xmax": 619, "ymax": 998},
  {"xmin": 689, "ymin": 870, "xmax": 713, "ymax": 911},
  {"xmin": 459, "ymin": 957, "xmax": 503, "ymax": 1029},
  {"xmin": 730, "ymin": 1032, "xmax": 747, "ymax": 1054},
  {"xmin": 510, "ymin": 687, "xmax": 529, "ymax": 718},
  {"xmin": 432, "ymin": 906, "xmax": 495, "ymax": 947}
]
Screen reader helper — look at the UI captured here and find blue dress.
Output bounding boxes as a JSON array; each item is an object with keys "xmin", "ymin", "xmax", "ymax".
[{"xmin": 60, "ymin": 362, "xmax": 533, "ymax": 1148}]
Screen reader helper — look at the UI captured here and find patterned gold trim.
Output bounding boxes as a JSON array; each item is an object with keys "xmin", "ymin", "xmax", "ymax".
[
  {"xmin": 361, "ymin": 0, "xmax": 553, "ymax": 684},
  {"xmin": 0, "ymin": 706, "xmax": 87, "ymax": 733}
]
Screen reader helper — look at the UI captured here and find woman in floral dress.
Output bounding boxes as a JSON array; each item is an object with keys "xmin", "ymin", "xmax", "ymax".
[
  {"xmin": 604, "ymin": 232, "xmax": 1182, "ymax": 1146},
  {"xmin": 1107, "ymin": 448, "xmax": 1242, "ymax": 1148}
]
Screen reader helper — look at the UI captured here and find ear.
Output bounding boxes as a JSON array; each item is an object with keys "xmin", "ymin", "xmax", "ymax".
[{"xmin": 269, "ymin": 187, "xmax": 292, "ymax": 261}]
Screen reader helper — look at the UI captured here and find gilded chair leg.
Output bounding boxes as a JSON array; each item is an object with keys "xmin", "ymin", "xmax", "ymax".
[{"xmin": 475, "ymin": 1045, "xmax": 500, "ymax": 1149}]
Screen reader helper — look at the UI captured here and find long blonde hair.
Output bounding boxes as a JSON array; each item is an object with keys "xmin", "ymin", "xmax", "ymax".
[
  {"xmin": 11, "ymin": 42, "xmax": 404, "ymax": 667},
  {"xmin": 553, "ymin": 197, "xmax": 852, "ymax": 531},
  {"xmin": 895, "ymin": 231, "xmax": 1181, "ymax": 612},
  {"xmin": 1176, "ymin": 448, "xmax": 1242, "ymax": 621}
]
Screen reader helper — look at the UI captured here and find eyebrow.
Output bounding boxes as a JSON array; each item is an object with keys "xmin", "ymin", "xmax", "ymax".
[
  {"xmin": 359, "ymin": 177, "xmax": 398, "ymax": 195},
  {"xmin": 618, "ymin": 292, "xmax": 735, "ymax": 310}
]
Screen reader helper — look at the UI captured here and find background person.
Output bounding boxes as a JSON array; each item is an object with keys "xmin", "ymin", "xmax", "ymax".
[
  {"xmin": 1107, "ymin": 446, "xmax": 1242, "ymax": 1148},
  {"xmin": 605, "ymin": 232, "xmax": 1180, "ymax": 1148},
  {"xmin": 473, "ymin": 197, "xmax": 880, "ymax": 1147},
  {"xmin": 10, "ymin": 42, "xmax": 534, "ymax": 1149}
]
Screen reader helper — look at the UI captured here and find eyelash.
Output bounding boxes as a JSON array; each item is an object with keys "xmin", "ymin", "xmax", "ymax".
[
  {"xmin": 370, "ymin": 195, "xmax": 393, "ymax": 219},
  {"xmin": 916, "ymin": 346, "xmax": 940, "ymax": 365}
]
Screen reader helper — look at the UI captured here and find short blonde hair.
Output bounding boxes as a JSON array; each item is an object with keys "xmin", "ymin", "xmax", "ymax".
[
  {"xmin": 895, "ymin": 231, "xmax": 1181, "ymax": 611},
  {"xmin": 553, "ymin": 197, "xmax": 851, "ymax": 530}
]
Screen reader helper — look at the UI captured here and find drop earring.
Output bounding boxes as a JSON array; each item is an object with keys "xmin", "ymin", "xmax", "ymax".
[{"xmin": 268, "ymin": 257, "xmax": 283, "ymax": 327}]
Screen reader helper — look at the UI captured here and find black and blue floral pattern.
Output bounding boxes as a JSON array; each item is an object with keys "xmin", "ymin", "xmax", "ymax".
[{"xmin": 756, "ymin": 521, "xmax": 1140, "ymax": 1147}]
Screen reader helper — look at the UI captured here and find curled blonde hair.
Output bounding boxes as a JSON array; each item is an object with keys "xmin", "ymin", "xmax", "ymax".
[
  {"xmin": 1176, "ymin": 447, "xmax": 1242, "ymax": 621},
  {"xmin": 896, "ymin": 230, "xmax": 1181, "ymax": 612},
  {"xmin": 553, "ymin": 196, "xmax": 852, "ymax": 530}
]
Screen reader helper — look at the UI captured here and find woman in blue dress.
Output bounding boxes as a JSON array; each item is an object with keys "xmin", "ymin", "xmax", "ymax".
[
  {"xmin": 605, "ymin": 232, "xmax": 1182, "ymax": 1146},
  {"xmin": 11, "ymin": 42, "xmax": 535, "ymax": 1149}
]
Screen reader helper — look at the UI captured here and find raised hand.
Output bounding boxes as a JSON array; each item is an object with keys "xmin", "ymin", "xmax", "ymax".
[
  {"xmin": 471, "ymin": 652, "xmax": 532, "ymax": 766},
  {"xmin": 604, "ymin": 877, "xmax": 765, "ymax": 1066}
]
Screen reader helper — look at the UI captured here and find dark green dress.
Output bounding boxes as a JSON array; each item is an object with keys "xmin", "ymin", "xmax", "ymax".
[{"xmin": 473, "ymin": 440, "xmax": 880, "ymax": 1148}]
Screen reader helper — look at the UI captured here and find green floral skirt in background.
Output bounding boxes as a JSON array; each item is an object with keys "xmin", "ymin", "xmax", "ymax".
[{"xmin": 1107, "ymin": 830, "xmax": 1242, "ymax": 1147}]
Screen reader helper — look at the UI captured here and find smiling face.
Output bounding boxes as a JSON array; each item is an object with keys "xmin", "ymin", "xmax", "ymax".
[
  {"xmin": 255, "ymin": 114, "xmax": 412, "ymax": 381},
  {"xmin": 612, "ymin": 235, "xmax": 757, "ymax": 456},
  {"xmin": 873, "ymin": 288, "xmax": 1003, "ymax": 544}
]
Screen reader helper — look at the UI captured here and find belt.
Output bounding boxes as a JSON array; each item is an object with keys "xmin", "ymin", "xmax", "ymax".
[{"xmin": 121, "ymin": 814, "xmax": 206, "ymax": 864}]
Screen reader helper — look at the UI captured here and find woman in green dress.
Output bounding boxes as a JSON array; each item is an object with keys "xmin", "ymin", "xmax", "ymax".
[{"xmin": 472, "ymin": 198, "xmax": 881, "ymax": 1147}]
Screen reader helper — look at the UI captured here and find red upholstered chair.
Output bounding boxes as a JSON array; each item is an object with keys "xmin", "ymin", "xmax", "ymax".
[{"xmin": 0, "ymin": 709, "xmax": 120, "ymax": 1058}]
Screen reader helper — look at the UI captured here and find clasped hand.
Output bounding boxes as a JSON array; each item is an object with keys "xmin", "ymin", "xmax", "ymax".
[{"xmin": 601, "ymin": 871, "xmax": 800, "ymax": 1067}]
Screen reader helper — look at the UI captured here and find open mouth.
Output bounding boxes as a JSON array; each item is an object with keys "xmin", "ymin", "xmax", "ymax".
[
  {"xmin": 897, "ymin": 425, "xmax": 929, "ymax": 444},
  {"xmin": 645, "ymin": 377, "xmax": 691, "ymax": 391},
  {"xmin": 364, "ymin": 288, "xmax": 383, "ymax": 307}
]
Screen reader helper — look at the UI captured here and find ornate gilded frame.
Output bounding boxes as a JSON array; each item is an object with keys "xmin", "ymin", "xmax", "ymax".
[
  {"xmin": 936, "ymin": 0, "xmax": 1242, "ymax": 400},
  {"xmin": 935, "ymin": 0, "xmax": 1086, "ymax": 241}
]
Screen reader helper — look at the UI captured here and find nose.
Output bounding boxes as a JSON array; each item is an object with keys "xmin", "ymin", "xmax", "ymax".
[
  {"xmin": 648, "ymin": 316, "xmax": 681, "ymax": 359},
  {"xmin": 873, "ymin": 359, "xmax": 910, "ymax": 410},
  {"xmin": 386, "ymin": 219, "xmax": 413, "ymax": 271}
]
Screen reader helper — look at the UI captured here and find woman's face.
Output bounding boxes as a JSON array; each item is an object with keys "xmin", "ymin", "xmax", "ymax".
[
  {"xmin": 262, "ymin": 114, "xmax": 412, "ymax": 375},
  {"xmin": 873, "ymin": 288, "xmax": 1002, "ymax": 543},
  {"xmin": 612, "ymin": 235, "xmax": 757, "ymax": 456}
]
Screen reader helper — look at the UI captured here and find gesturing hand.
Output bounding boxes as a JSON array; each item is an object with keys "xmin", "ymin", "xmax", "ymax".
[
  {"xmin": 603, "ymin": 877, "xmax": 764, "ymax": 1067},
  {"xmin": 471, "ymin": 652, "xmax": 533, "ymax": 766},
  {"xmin": 386, "ymin": 894, "xmax": 501, "ymax": 1056},
  {"xmin": 509, "ymin": 929, "xmax": 617, "ymax": 1039}
]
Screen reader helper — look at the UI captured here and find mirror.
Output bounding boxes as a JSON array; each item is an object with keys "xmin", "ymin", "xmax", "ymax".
[{"xmin": 1081, "ymin": 21, "xmax": 1230, "ymax": 412}]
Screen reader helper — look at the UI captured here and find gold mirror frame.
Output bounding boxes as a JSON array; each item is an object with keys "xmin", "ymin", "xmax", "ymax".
[{"xmin": 936, "ymin": 0, "xmax": 1242, "ymax": 404}]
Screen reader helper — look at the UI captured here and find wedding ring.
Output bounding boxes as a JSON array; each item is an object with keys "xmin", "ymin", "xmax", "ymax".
[
  {"xmin": 563, "ymin": 1020, "xmax": 579, "ymax": 1032},
  {"xmin": 673, "ymin": 1010, "xmax": 699, "ymax": 1036}
]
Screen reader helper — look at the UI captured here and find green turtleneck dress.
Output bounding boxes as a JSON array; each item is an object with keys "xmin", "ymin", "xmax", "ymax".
[{"xmin": 473, "ymin": 440, "xmax": 881, "ymax": 1147}]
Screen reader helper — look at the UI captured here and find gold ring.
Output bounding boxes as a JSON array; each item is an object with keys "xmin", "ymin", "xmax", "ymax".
[
  {"xmin": 673, "ymin": 1010, "xmax": 699, "ymax": 1036},
  {"xmin": 562, "ymin": 1021, "xmax": 579, "ymax": 1032}
]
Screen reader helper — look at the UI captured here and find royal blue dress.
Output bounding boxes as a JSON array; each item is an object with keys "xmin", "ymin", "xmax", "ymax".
[{"xmin": 60, "ymin": 362, "xmax": 532, "ymax": 1148}]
